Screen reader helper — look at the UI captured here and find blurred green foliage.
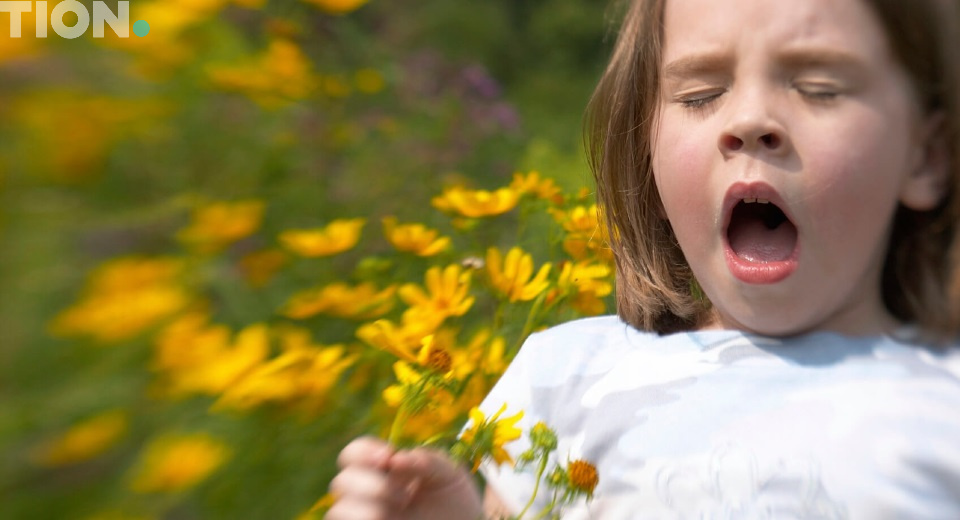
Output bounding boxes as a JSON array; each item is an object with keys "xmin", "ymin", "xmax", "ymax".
[{"xmin": 0, "ymin": 0, "xmax": 615, "ymax": 517}]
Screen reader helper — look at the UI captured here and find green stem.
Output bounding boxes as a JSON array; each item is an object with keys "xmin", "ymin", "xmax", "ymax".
[
  {"xmin": 388, "ymin": 375, "xmax": 434, "ymax": 445},
  {"xmin": 493, "ymin": 300, "xmax": 506, "ymax": 332},
  {"xmin": 517, "ymin": 453, "xmax": 548, "ymax": 519},
  {"xmin": 388, "ymin": 404, "xmax": 409, "ymax": 445},
  {"xmin": 538, "ymin": 288, "xmax": 563, "ymax": 317},
  {"xmin": 512, "ymin": 290, "xmax": 548, "ymax": 354},
  {"xmin": 531, "ymin": 489, "xmax": 559, "ymax": 520}
]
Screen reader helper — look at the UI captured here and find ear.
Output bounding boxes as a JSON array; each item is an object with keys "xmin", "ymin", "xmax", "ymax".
[{"xmin": 900, "ymin": 111, "xmax": 950, "ymax": 211}]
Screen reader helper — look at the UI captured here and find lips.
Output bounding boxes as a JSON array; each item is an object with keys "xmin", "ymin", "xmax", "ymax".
[{"xmin": 722, "ymin": 182, "xmax": 799, "ymax": 284}]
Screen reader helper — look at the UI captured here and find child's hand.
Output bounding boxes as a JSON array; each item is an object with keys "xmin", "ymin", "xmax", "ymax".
[{"xmin": 327, "ymin": 436, "xmax": 483, "ymax": 520}]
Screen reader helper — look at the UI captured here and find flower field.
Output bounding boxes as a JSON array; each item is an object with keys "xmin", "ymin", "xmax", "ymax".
[{"xmin": 0, "ymin": 1, "xmax": 612, "ymax": 517}]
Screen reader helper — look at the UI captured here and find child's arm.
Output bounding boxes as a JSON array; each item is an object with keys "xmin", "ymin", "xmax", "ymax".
[{"xmin": 326, "ymin": 436, "xmax": 485, "ymax": 519}]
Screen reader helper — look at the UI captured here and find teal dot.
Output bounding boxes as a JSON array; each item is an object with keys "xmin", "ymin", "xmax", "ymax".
[{"xmin": 132, "ymin": 20, "xmax": 150, "ymax": 37}]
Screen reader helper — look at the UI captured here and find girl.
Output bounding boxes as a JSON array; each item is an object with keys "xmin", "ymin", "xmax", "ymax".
[{"xmin": 328, "ymin": 0, "xmax": 960, "ymax": 517}]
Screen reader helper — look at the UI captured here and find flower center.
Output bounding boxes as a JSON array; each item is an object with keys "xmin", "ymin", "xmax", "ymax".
[
  {"xmin": 426, "ymin": 348, "xmax": 452, "ymax": 373},
  {"xmin": 567, "ymin": 459, "xmax": 599, "ymax": 493}
]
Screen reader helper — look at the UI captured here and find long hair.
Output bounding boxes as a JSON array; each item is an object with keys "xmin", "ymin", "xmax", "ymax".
[{"xmin": 584, "ymin": 0, "xmax": 960, "ymax": 338}]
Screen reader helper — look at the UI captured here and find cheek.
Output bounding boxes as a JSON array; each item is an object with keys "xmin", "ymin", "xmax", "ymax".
[
  {"xmin": 797, "ymin": 159, "xmax": 905, "ymax": 276},
  {"xmin": 653, "ymin": 125, "xmax": 716, "ymax": 232},
  {"xmin": 801, "ymin": 125, "xmax": 908, "ymax": 235}
]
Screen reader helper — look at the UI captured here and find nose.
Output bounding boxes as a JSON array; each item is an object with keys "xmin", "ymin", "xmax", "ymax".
[
  {"xmin": 717, "ymin": 89, "xmax": 790, "ymax": 158},
  {"xmin": 719, "ymin": 131, "xmax": 782, "ymax": 152}
]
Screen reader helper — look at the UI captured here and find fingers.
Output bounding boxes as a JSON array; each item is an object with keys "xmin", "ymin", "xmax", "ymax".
[
  {"xmin": 389, "ymin": 447, "xmax": 483, "ymax": 516},
  {"xmin": 324, "ymin": 498, "xmax": 393, "ymax": 520},
  {"xmin": 328, "ymin": 467, "xmax": 411, "ymax": 519},
  {"xmin": 337, "ymin": 435, "xmax": 393, "ymax": 471},
  {"xmin": 327, "ymin": 439, "xmax": 481, "ymax": 520},
  {"xmin": 389, "ymin": 447, "xmax": 468, "ymax": 490},
  {"xmin": 327, "ymin": 437, "xmax": 409, "ymax": 520},
  {"xmin": 329, "ymin": 465, "xmax": 410, "ymax": 504}
]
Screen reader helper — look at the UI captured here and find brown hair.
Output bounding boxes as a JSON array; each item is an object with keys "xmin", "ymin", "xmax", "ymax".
[{"xmin": 584, "ymin": 0, "xmax": 960, "ymax": 339}]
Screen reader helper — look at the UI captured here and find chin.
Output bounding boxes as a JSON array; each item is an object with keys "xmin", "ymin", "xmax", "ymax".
[
  {"xmin": 745, "ymin": 321, "xmax": 815, "ymax": 337},
  {"xmin": 713, "ymin": 301, "xmax": 822, "ymax": 337}
]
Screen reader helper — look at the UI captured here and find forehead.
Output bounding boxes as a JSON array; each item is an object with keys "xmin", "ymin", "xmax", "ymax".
[{"xmin": 661, "ymin": 0, "xmax": 891, "ymax": 61}]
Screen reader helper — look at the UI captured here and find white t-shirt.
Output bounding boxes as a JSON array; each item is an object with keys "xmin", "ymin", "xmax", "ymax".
[{"xmin": 478, "ymin": 316, "xmax": 960, "ymax": 519}]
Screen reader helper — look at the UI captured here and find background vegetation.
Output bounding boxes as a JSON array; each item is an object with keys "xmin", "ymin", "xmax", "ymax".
[{"xmin": 0, "ymin": 0, "xmax": 616, "ymax": 517}]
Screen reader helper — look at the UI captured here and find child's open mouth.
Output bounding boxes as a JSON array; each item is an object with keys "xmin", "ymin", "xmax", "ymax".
[{"xmin": 722, "ymin": 183, "xmax": 799, "ymax": 284}]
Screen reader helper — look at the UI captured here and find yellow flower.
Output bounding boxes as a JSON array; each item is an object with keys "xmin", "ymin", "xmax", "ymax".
[
  {"xmin": 431, "ymin": 186, "xmax": 520, "ymax": 218},
  {"xmin": 282, "ymin": 282, "xmax": 396, "ymax": 320},
  {"xmin": 32, "ymin": 410, "xmax": 128, "ymax": 467},
  {"xmin": 554, "ymin": 261, "xmax": 613, "ymax": 315},
  {"xmin": 381, "ymin": 360, "xmax": 460, "ymax": 443},
  {"xmin": 382, "ymin": 217, "xmax": 450, "ymax": 256},
  {"xmin": 509, "ymin": 171, "xmax": 562, "ymax": 202},
  {"xmin": 153, "ymin": 316, "xmax": 268, "ymax": 397},
  {"xmin": 389, "ymin": 328, "xmax": 493, "ymax": 383},
  {"xmin": 356, "ymin": 311, "xmax": 444, "ymax": 363},
  {"xmin": 416, "ymin": 335, "xmax": 454, "ymax": 375},
  {"xmin": 399, "ymin": 264, "xmax": 474, "ymax": 318},
  {"xmin": 463, "ymin": 330, "xmax": 508, "ymax": 378},
  {"xmin": 553, "ymin": 204, "xmax": 602, "ymax": 234},
  {"xmin": 152, "ymin": 313, "xmax": 228, "ymax": 371},
  {"xmin": 301, "ymin": 0, "xmax": 368, "ymax": 14},
  {"xmin": 215, "ymin": 328, "xmax": 356, "ymax": 413},
  {"xmin": 207, "ymin": 38, "xmax": 317, "ymax": 107},
  {"xmin": 571, "ymin": 293, "xmax": 606, "ymax": 316},
  {"xmin": 458, "ymin": 404, "xmax": 524, "ymax": 471},
  {"xmin": 177, "ymin": 200, "xmax": 264, "ymax": 253},
  {"xmin": 52, "ymin": 257, "xmax": 189, "ymax": 343},
  {"xmin": 436, "ymin": 328, "xmax": 506, "ymax": 381},
  {"xmin": 239, "ymin": 249, "xmax": 288, "ymax": 287},
  {"xmin": 529, "ymin": 421, "xmax": 558, "ymax": 451},
  {"xmin": 130, "ymin": 433, "xmax": 230, "ymax": 493},
  {"xmin": 556, "ymin": 261, "xmax": 612, "ymax": 296},
  {"xmin": 10, "ymin": 91, "xmax": 169, "ymax": 182},
  {"xmin": 551, "ymin": 204, "xmax": 613, "ymax": 262},
  {"xmin": 279, "ymin": 218, "xmax": 365, "ymax": 257},
  {"xmin": 168, "ymin": 0, "xmax": 228, "ymax": 12},
  {"xmin": 382, "ymin": 361, "xmax": 426, "ymax": 409},
  {"xmin": 98, "ymin": 0, "xmax": 228, "ymax": 75},
  {"xmin": 486, "ymin": 247, "xmax": 552, "ymax": 302},
  {"xmin": 567, "ymin": 459, "xmax": 600, "ymax": 495}
]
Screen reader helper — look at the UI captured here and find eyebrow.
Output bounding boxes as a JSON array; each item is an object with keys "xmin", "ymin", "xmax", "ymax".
[
  {"xmin": 662, "ymin": 52, "xmax": 732, "ymax": 80},
  {"xmin": 775, "ymin": 48, "xmax": 866, "ymax": 71},
  {"xmin": 662, "ymin": 48, "xmax": 867, "ymax": 80}
]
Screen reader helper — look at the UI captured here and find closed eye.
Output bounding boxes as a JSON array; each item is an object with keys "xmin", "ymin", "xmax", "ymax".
[
  {"xmin": 794, "ymin": 82, "xmax": 842, "ymax": 102},
  {"xmin": 677, "ymin": 90, "xmax": 724, "ymax": 110}
]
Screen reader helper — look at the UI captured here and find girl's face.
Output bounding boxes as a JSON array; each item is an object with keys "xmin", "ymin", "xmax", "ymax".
[{"xmin": 652, "ymin": 0, "xmax": 945, "ymax": 335}]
